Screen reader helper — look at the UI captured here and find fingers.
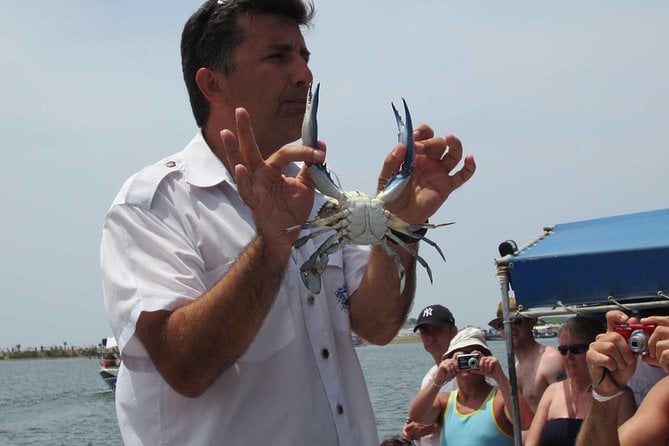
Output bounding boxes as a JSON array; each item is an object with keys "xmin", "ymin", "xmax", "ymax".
[
  {"xmin": 221, "ymin": 108, "xmax": 325, "ymax": 177},
  {"xmin": 605, "ymin": 310, "xmax": 631, "ymax": 330},
  {"xmin": 439, "ymin": 135, "xmax": 463, "ymax": 171},
  {"xmin": 413, "ymin": 123, "xmax": 435, "ymax": 141},
  {"xmin": 233, "ymin": 164, "xmax": 258, "ymax": 209},
  {"xmin": 221, "ymin": 128, "xmax": 242, "ymax": 172},
  {"xmin": 640, "ymin": 315, "xmax": 669, "ymax": 326},
  {"xmin": 228, "ymin": 108, "xmax": 264, "ymax": 170},
  {"xmin": 376, "ymin": 144, "xmax": 406, "ymax": 192},
  {"xmin": 475, "ymin": 356, "xmax": 500, "ymax": 378},
  {"xmin": 589, "ymin": 332, "xmax": 637, "ymax": 372},
  {"xmin": 266, "ymin": 140, "xmax": 326, "ymax": 172},
  {"xmin": 450, "ymin": 154, "xmax": 476, "ymax": 191},
  {"xmin": 646, "ymin": 324, "xmax": 669, "ymax": 365}
]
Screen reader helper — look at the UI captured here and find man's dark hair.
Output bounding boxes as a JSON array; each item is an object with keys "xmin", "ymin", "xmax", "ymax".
[{"xmin": 181, "ymin": 0, "xmax": 315, "ymax": 128}]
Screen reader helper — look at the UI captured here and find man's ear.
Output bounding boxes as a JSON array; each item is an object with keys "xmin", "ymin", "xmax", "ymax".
[{"xmin": 195, "ymin": 67, "xmax": 227, "ymax": 105}]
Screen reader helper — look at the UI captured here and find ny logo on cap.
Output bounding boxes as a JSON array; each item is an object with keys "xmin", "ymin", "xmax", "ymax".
[{"xmin": 423, "ymin": 307, "xmax": 433, "ymax": 318}]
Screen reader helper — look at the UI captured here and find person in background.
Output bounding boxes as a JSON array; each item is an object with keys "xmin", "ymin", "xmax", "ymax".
[
  {"xmin": 403, "ymin": 304, "xmax": 458, "ymax": 445},
  {"xmin": 524, "ymin": 315, "xmax": 635, "ymax": 446},
  {"xmin": 626, "ymin": 308, "xmax": 669, "ymax": 405},
  {"xmin": 576, "ymin": 310, "xmax": 669, "ymax": 446},
  {"xmin": 408, "ymin": 327, "xmax": 533, "ymax": 445},
  {"xmin": 488, "ymin": 296, "xmax": 565, "ymax": 412},
  {"xmin": 379, "ymin": 435, "xmax": 415, "ymax": 446},
  {"xmin": 99, "ymin": 0, "xmax": 477, "ymax": 444}
]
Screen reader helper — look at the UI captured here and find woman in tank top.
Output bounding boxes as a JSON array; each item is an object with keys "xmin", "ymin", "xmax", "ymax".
[
  {"xmin": 408, "ymin": 327, "xmax": 534, "ymax": 445},
  {"xmin": 525, "ymin": 315, "xmax": 636, "ymax": 446}
]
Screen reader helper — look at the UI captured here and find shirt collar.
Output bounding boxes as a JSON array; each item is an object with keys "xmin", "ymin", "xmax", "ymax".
[
  {"xmin": 183, "ymin": 130, "xmax": 233, "ymax": 188},
  {"xmin": 182, "ymin": 129, "xmax": 302, "ymax": 188}
]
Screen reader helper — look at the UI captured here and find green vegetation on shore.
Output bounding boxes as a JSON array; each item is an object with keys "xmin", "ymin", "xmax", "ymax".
[
  {"xmin": 1, "ymin": 344, "xmax": 99, "ymax": 360},
  {"xmin": 390, "ymin": 335, "xmax": 421, "ymax": 344}
]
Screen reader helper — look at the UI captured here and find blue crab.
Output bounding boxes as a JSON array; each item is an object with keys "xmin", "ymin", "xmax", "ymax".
[{"xmin": 281, "ymin": 83, "xmax": 452, "ymax": 294}]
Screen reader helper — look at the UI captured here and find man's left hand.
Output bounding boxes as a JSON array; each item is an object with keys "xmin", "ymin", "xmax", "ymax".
[{"xmin": 377, "ymin": 124, "xmax": 476, "ymax": 224}]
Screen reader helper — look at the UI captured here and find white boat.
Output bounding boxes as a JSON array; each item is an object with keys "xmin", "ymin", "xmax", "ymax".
[{"xmin": 99, "ymin": 336, "xmax": 120, "ymax": 391}]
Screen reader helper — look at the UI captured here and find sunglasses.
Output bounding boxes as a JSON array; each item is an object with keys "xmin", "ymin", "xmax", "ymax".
[
  {"xmin": 557, "ymin": 344, "xmax": 589, "ymax": 356},
  {"xmin": 496, "ymin": 318, "xmax": 524, "ymax": 330}
]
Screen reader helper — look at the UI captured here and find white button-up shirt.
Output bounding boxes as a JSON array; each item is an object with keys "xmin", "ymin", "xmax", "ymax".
[{"xmin": 101, "ymin": 131, "xmax": 378, "ymax": 445}]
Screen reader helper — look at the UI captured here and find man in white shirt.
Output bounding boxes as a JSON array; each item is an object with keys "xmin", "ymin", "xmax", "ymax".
[{"xmin": 100, "ymin": 1, "xmax": 476, "ymax": 444}]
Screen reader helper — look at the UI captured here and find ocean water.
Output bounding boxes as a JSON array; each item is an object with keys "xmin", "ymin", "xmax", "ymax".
[
  {"xmin": 0, "ymin": 339, "xmax": 556, "ymax": 445},
  {"xmin": 0, "ymin": 357, "xmax": 120, "ymax": 446}
]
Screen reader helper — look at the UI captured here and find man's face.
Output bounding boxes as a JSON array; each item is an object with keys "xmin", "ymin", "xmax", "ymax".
[
  {"xmin": 221, "ymin": 13, "xmax": 313, "ymax": 155},
  {"xmin": 498, "ymin": 317, "xmax": 536, "ymax": 346},
  {"xmin": 418, "ymin": 324, "xmax": 456, "ymax": 358}
]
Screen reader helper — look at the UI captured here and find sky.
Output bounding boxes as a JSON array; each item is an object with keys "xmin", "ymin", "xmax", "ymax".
[{"xmin": 1, "ymin": 1, "xmax": 668, "ymax": 349}]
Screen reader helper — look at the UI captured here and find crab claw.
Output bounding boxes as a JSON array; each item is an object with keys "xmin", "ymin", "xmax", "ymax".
[
  {"xmin": 301, "ymin": 83, "xmax": 345, "ymax": 201},
  {"xmin": 376, "ymin": 99, "xmax": 414, "ymax": 203},
  {"xmin": 301, "ymin": 82, "xmax": 319, "ymax": 149}
]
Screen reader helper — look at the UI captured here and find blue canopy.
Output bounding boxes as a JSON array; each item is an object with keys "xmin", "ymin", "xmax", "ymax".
[{"xmin": 502, "ymin": 208, "xmax": 669, "ymax": 309}]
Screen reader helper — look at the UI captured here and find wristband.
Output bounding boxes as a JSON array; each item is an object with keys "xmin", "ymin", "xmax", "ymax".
[
  {"xmin": 390, "ymin": 226, "xmax": 428, "ymax": 244},
  {"xmin": 587, "ymin": 369, "xmax": 626, "ymax": 402},
  {"xmin": 431, "ymin": 372, "xmax": 449, "ymax": 388},
  {"xmin": 591, "ymin": 388, "xmax": 624, "ymax": 402}
]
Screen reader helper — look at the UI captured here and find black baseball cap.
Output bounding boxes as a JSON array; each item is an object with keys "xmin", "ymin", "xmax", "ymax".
[{"xmin": 414, "ymin": 305, "xmax": 455, "ymax": 332}]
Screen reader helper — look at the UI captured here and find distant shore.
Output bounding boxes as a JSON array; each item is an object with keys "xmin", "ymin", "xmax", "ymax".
[
  {"xmin": 389, "ymin": 335, "xmax": 420, "ymax": 344},
  {"xmin": 1, "ymin": 346, "xmax": 98, "ymax": 360}
]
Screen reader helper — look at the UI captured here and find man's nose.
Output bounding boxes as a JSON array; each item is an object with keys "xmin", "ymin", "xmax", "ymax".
[{"xmin": 292, "ymin": 58, "xmax": 313, "ymax": 87}]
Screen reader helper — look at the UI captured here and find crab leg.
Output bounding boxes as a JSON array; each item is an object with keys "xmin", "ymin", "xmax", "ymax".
[
  {"xmin": 299, "ymin": 233, "xmax": 342, "ymax": 294},
  {"xmin": 384, "ymin": 236, "xmax": 435, "ymax": 290},
  {"xmin": 379, "ymin": 241, "xmax": 406, "ymax": 292}
]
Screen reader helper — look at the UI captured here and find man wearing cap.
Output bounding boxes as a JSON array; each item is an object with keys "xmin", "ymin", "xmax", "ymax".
[
  {"xmin": 489, "ymin": 297, "xmax": 564, "ymax": 412},
  {"xmin": 408, "ymin": 327, "xmax": 533, "ymax": 445},
  {"xmin": 403, "ymin": 305, "xmax": 458, "ymax": 445}
]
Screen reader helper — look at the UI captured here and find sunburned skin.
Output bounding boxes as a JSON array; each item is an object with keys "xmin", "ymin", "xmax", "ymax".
[{"xmin": 502, "ymin": 318, "xmax": 565, "ymax": 412}]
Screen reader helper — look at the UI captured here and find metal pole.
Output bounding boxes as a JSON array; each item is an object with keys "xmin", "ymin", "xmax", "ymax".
[{"xmin": 497, "ymin": 265, "xmax": 522, "ymax": 446}]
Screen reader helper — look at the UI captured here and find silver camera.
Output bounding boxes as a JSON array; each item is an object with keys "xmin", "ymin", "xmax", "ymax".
[{"xmin": 457, "ymin": 353, "xmax": 480, "ymax": 370}]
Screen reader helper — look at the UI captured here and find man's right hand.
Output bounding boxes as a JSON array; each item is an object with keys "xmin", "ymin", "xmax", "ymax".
[
  {"xmin": 585, "ymin": 310, "xmax": 638, "ymax": 395},
  {"xmin": 220, "ymin": 107, "xmax": 326, "ymax": 253}
]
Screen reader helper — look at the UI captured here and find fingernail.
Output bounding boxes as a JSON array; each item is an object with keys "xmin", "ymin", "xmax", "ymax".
[{"xmin": 314, "ymin": 150, "xmax": 325, "ymax": 162}]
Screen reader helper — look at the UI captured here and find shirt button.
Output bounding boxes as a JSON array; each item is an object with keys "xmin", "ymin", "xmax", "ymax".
[
  {"xmin": 336, "ymin": 404, "xmax": 344, "ymax": 415},
  {"xmin": 321, "ymin": 348, "xmax": 329, "ymax": 359},
  {"xmin": 165, "ymin": 160, "xmax": 176, "ymax": 168},
  {"xmin": 307, "ymin": 295, "xmax": 315, "ymax": 305}
]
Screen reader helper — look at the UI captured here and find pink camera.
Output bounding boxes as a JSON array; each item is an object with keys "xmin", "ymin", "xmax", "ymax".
[{"xmin": 613, "ymin": 323, "xmax": 656, "ymax": 354}]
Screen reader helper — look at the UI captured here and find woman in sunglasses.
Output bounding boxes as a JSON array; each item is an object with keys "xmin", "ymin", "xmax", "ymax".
[{"xmin": 525, "ymin": 315, "xmax": 636, "ymax": 446}]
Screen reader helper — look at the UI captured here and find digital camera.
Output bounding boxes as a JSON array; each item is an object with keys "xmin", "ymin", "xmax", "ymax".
[
  {"xmin": 613, "ymin": 323, "xmax": 656, "ymax": 354},
  {"xmin": 457, "ymin": 353, "xmax": 480, "ymax": 370}
]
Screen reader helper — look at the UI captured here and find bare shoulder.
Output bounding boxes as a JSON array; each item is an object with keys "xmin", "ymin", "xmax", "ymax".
[
  {"xmin": 535, "ymin": 380, "xmax": 559, "ymax": 411},
  {"xmin": 437, "ymin": 391, "xmax": 451, "ymax": 409},
  {"xmin": 539, "ymin": 344, "xmax": 566, "ymax": 381},
  {"xmin": 543, "ymin": 379, "xmax": 561, "ymax": 397},
  {"xmin": 540, "ymin": 344, "xmax": 561, "ymax": 360}
]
